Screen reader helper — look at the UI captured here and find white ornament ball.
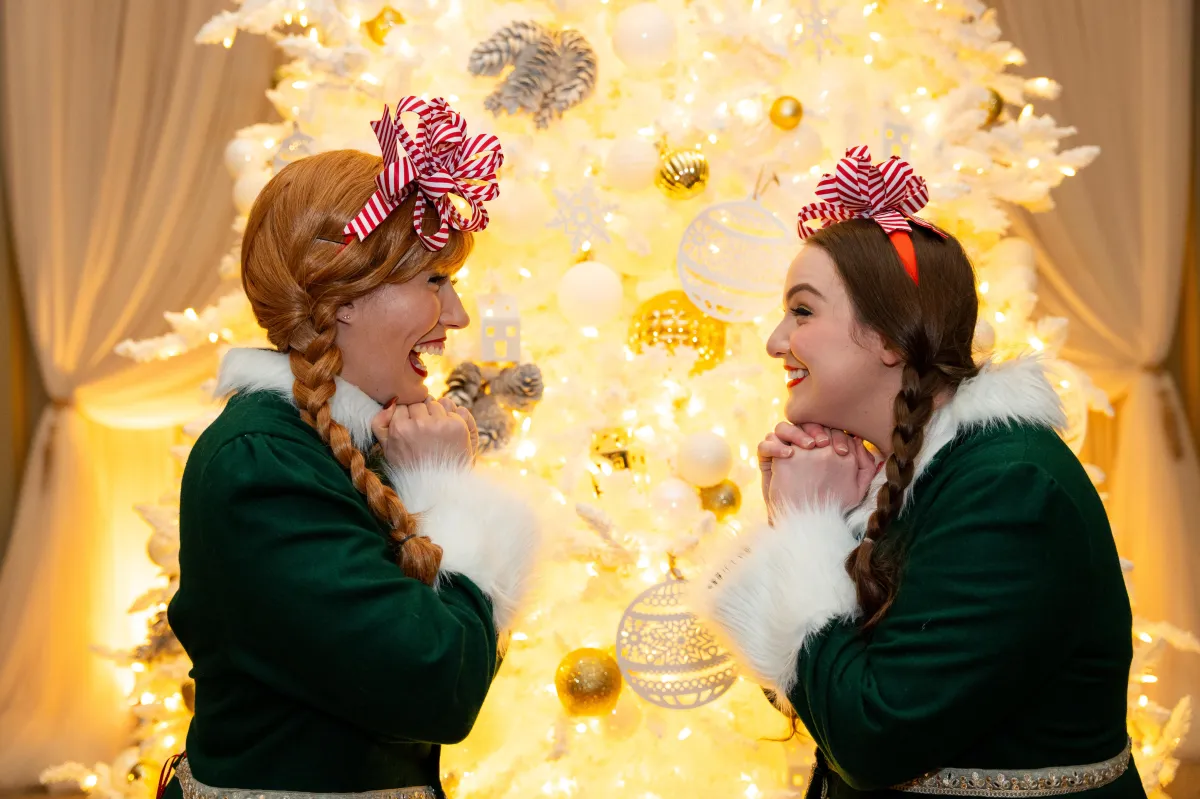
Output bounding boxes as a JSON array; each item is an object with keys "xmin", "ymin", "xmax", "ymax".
[
  {"xmin": 489, "ymin": 180, "xmax": 554, "ymax": 244},
  {"xmin": 224, "ymin": 138, "xmax": 262, "ymax": 177},
  {"xmin": 612, "ymin": 3, "xmax": 677, "ymax": 72},
  {"xmin": 677, "ymin": 431, "xmax": 733, "ymax": 487},
  {"xmin": 786, "ymin": 124, "xmax": 824, "ymax": 169},
  {"xmin": 233, "ymin": 169, "xmax": 272, "ymax": 215},
  {"xmin": 649, "ymin": 476, "xmax": 701, "ymax": 516},
  {"xmin": 604, "ymin": 138, "xmax": 660, "ymax": 192},
  {"xmin": 557, "ymin": 260, "xmax": 623, "ymax": 326},
  {"xmin": 676, "ymin": 200, "xmax": 794, "ymax": 322}
]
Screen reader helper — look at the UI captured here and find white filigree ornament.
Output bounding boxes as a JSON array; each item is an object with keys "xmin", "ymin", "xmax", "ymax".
[
  {"xmin": 676, "ymin": 199, "xmax": 795, "ymax": 322},
  {"xmin": 615, "ymin": 578, "xmax": 738, "ymax": 709}
]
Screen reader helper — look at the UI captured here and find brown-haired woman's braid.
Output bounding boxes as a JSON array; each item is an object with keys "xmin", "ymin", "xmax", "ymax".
[
  {"xmin": 287, "ymin": 314, "xmax": 443, "ymax": 586},
  {"xmin": 847, "ymin": 361, "xmax": 940, "ymax": 631}
]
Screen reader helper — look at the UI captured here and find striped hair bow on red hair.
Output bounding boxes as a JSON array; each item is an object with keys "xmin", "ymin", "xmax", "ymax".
[
  {"xmin": 796, "ymin": 145, "xmax": 945, "ymax": 284},
  {"xmin": 345, "ymin": 96, "xmax": 504, "ymax": 251}
]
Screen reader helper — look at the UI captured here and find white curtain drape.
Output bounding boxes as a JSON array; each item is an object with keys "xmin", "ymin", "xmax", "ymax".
[
  {"xmin": 992, "ymin": 0, "xmax": 1200, "ymax": 752},
  {"xmin": 0, "ymin": 0, "xmax": 275, "ymax": 785}
]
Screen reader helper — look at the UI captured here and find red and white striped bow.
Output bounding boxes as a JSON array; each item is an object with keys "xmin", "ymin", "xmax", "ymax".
[
  {"xmin": 796, "ymin": 145, "xmax": 944, "ymax": 282},
  {"xmin": 345, "ymin": 97, "xmax": 504, "ymax": 251}
]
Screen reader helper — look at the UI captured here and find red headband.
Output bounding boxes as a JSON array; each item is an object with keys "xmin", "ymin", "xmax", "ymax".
[{"xmin": 796, "ymin": 145, "xmax": 946, "ymax": 283}]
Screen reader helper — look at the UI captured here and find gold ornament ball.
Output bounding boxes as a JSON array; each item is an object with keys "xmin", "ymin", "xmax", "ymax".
[
  {"xmin": 769, "ymin": 95, "xmax": 804, "ymax": 130},
  {"xmin": 982, "ymin": 88, "xmax": 1004, "ymax": 127},
  {"xmin": 555, "ymin": 648, "xmax": 623, "ymax": 716},
  {"xmin": 656, "ymin": 147, "xmax": 709, "ymax": 200},
  {"xmin": 364, "ymin": 5, "xmax": 405, "ymax": 46},
  {"xmin": 699, "ymin": 479, "xmax": 742, "ymax": 520},
  {"xmin": 629, "ymin": 290, "xmax": 727, "ymax": 374}
]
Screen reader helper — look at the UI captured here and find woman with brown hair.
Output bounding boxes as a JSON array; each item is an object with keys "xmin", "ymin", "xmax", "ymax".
[
  {"xmin": 160, "ymin": 99, "xmax": 539, "ymax": 799},
  {"xmin": 697, "ymin": 147, "xmax": 1141, "ymax": 798}
]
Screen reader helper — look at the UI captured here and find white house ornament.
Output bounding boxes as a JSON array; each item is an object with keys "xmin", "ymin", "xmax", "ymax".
[
  {"xmin": 477, "ymin": 292, "xmax": 521, "ymax": 363},
  {"xmin": 676, "ymin": 199, "xmax": 794, "ymax": 323},
  {"xmin": 615, "ymin": 578, "xmax": 739, "ymax": 709}
]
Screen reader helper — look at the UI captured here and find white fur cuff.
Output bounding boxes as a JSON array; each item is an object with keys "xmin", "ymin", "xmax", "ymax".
[
  {"xmin": 386, "ymin": 461, "xmax": 540, "ymax": 633},
  {"xmin": 692, "ymin": 502, "xmax": 859, "ymax": 697}
]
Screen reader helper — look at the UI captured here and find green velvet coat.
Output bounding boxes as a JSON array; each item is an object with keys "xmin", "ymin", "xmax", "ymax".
[
  {"xmin": 698, "ymin": 358, "xmax": 1144, "ymax": 799},
  {"xmin": 162, "ymin": 348, "xmax": 540, "ymax": 798}
]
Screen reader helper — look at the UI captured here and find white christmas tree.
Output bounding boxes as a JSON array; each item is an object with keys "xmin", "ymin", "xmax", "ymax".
[{"xmin": 41, "ymin": 1, "xmax": 1197, "ymax": 798}]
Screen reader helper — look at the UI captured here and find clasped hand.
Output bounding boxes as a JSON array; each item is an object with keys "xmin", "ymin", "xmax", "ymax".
[
  {"xmin": 371, "ymin": 397, "xmax": 479, "ymax": 469},
  {"xmin": 758, "ymin": 422, "xmax": 881, "ymax": 518}
]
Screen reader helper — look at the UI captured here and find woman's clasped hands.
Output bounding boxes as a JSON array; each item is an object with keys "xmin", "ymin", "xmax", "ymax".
[
  {"xmin": 757, "ymin": 422, "xmax": 882, "ymax": 518},
  {"xmin": 372, "ymin": 397, "xmax": 480, "ymax": 468}
]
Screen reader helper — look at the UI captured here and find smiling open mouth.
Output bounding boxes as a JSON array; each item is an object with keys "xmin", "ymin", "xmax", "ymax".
[{"xmin": 408, "ymin": 338, "xmax": 445, "ymax": 378}]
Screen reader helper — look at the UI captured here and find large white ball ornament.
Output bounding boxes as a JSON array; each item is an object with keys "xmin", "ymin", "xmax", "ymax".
[
  {"xmin": 677, "ymin": 431, "xmax": 733, "ymax": 487},
  {"xmin": 557, "ymin": 260, "xmax": 623, "ymax": 326},
  {"xmin": 604, "ymin": 138, "xmax": 660, "ymax": 192},
  {"xmin": 233, "ymin": 169, "xmax": 273, "ymax": 215},
  {"xmin": 649, "ymin": 476, "xmax": 702, "ymax": 516},
  {"xmin": 489, "ymin": 180, "xmax": 554, "ymax": 244},
  {"xmin": 786, "ymin": 124, "xmax": 824, "ymax": 169},
  {"xmin": 612, "ymin": 4, "xmax": 677, "ymax": 72},
  {"xmin": 224, "ymin": 138, "xmax": 262, "ymax": 177}
]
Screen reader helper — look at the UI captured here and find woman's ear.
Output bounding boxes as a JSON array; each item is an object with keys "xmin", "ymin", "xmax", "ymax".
[
  {"xmin": 865, "ymin": 328, "xmax": 902, "ymax": 367},
  {"xmin": 337, "ymin": 301, "xmax": 355, "ymax": 325}
]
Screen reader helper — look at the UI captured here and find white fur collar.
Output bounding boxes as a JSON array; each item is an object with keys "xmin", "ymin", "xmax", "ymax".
[
  {"xmin": 846, "ymin": 355, "xmax": 1066, "ymax": 535},
  {"xmin": 216, "ymin": 347, "xmax": 381, "ymax": 450}
]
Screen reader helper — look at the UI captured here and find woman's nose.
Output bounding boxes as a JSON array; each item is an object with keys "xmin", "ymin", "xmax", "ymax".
[
  {"xmin": 441, "ymin": 284, "xmax": 470, "ymax": 329},
  {"xmin": 765, "ymin": 317, "xmax": 790, "ymax": 359}
]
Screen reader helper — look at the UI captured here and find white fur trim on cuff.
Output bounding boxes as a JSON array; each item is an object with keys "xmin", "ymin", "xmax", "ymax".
[
  {"xmin": 692, "ymin": 502, "xmax": 859, "ymax": 697},
  {"xmin": 385, "ymin": 460, "xmax": 541, "ymax": 632}
]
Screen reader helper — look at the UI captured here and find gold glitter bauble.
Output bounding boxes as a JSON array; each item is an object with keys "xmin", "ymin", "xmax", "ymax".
[
  {"xmin": 364, "ymin": 6, "xmax": 405, "ymax": 46},
  {"xmin": 656, "ymin": 147, "xmax": 709, "ymax": 200},
  {"xmin": 699, "ymin": 479, "xmax": 742, "ymax": 521},
  {"xmin": 591, "ymin": 427, "xmax": 646, "ymax": 472},
  {"xmin": 555, "ymin": 648, "xmax": 623, "ymax": 716},
  {"xmin": 982, "ymin": 88, "xmax": 1003, "ymax": 127},
  {"xmin": 629, "ymin": 290, "xmax": 726, "ymax": 374},
  {"xmin": 769, "ymin": 95, "xmax": 804, "ymax": 130}
]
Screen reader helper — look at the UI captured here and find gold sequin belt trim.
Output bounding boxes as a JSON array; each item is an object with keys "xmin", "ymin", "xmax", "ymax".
[
  {"xmin": 176, "ymin": 758, "xmax": 437, "ymax": 799},
  {"xmin": 894, "ymin": 739, "xmax": 1131, "ymax": 796}
]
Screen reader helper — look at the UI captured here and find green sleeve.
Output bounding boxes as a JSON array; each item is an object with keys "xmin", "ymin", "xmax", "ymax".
[
  {"xmin": 789, "ymin": 461, "xmax": 1079, "ymax": 790},
  {"xmin": 198, "ymin": 434, "xmax": 500, "ymax": 744}
]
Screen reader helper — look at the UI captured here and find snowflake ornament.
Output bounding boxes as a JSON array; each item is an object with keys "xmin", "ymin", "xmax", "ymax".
[
  {"xmin": 547, "ymin": 180, "xmax": 614, "ymax": 252},
  {"xmin": 793, "ymin": 0, "xmax": 841, "ymax": 61}
]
